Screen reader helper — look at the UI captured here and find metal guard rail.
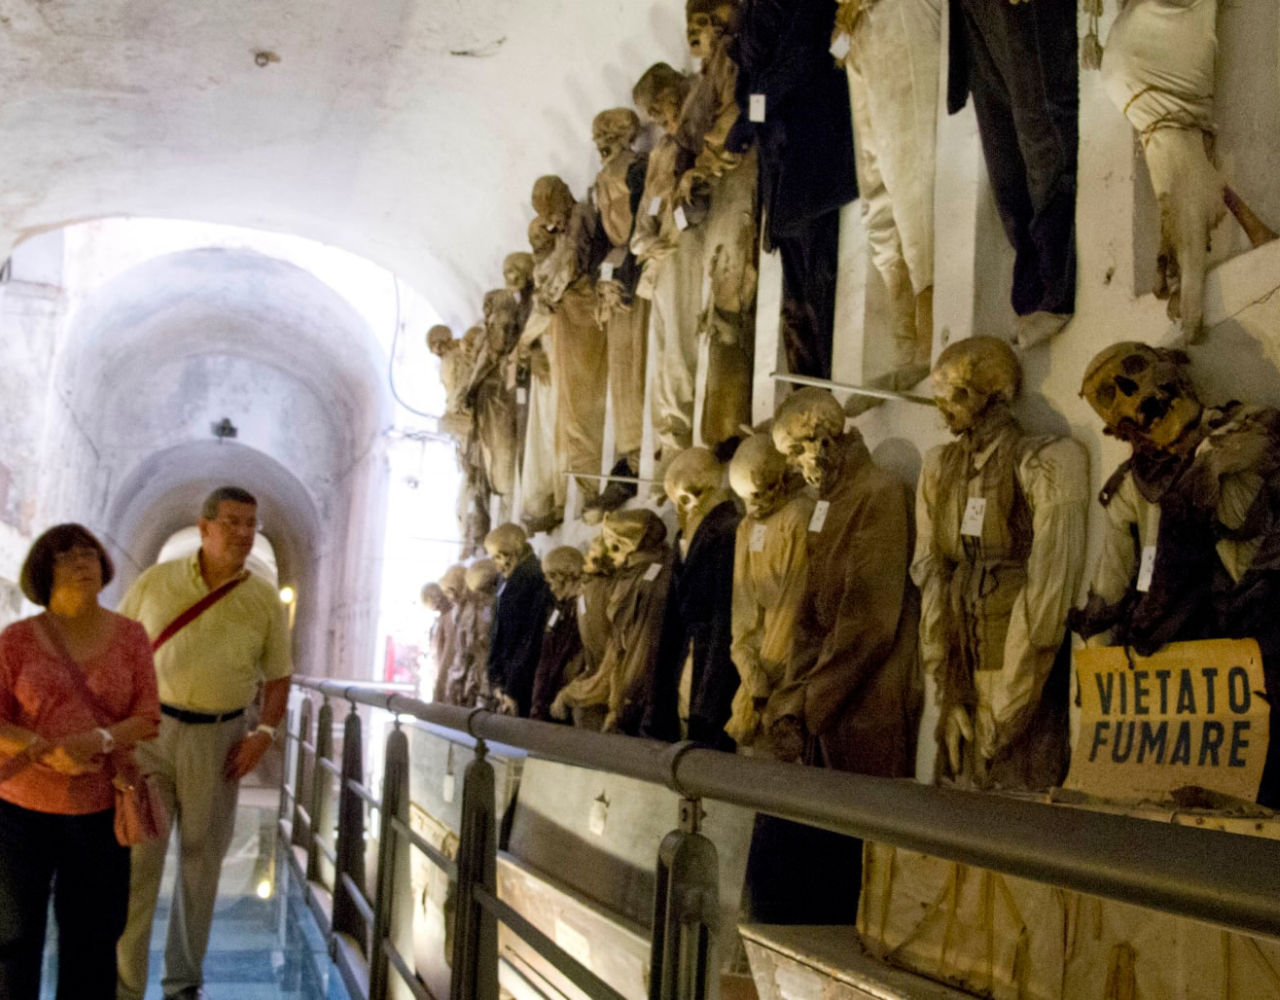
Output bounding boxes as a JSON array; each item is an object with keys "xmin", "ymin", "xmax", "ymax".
[{"xmin": 281, "ymin": 676, "xmax": 1280, "ymax": 1000}]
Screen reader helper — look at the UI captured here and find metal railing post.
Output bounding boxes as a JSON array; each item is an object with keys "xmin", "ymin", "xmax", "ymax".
[
  {"xmin": 450, "ymin": 736, "xmax": 498, "ymax": 1000},
  {"xmin": 291, "ymin": 696, "xmax": 314, "ymax": 849},
  {"xmin": 650, "ymin": 797, "xmax": 720, "ymax": 1000},
  {"xmin": 307, "ymin": 696, "xmax": 334, "ymax": 885},
  {"xmin": 370, "ymin": 719, "xmax": 413, "ymax": 1000},
  {"xmin": 332, "ymin": 702, "xmax": 369, "ymax": 951}
]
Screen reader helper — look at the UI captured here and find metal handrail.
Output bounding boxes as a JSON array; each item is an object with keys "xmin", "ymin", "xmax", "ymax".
[{"xmin": 289, "ymin": 676, "xmax": 1280, "ymax": 942}]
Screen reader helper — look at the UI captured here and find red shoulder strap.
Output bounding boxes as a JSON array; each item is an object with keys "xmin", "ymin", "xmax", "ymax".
[{"xmin": 152, "ymin": 574, "xmax": 247, "ymax": 652}]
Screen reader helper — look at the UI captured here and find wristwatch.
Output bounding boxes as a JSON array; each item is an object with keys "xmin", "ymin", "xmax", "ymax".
[
  {"xmin": 254, "ymin": 723, "xmax": 277, "ymax": 740},
  {"xmin": 95, "ymin": 727, "xmax": 115, "ymax": 753}
]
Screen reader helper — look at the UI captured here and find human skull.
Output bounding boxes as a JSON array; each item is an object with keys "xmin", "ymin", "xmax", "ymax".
[
  {"xmin": 527, "ymin": 219, "xmax": 555, "ymax": 261},
  {"xmin": 426, "ymin": 324, "xmax": 454, "ymax": 358},
  {"xmin": 464, "ymin": 558, "xmax": 499, "ymax": 595},
  {"xmin": 542, "ymin": 546, "xmax": 585, "ymax": 601},
  {"xmin": 664, "ymin": 447, "xmax": 723, "ymax": 533},
  {"xmin": 1081, "ymin": 341, "xmax": 1202, "ymax": 450},
  {"xmin": 729, "ymin": 434, "xmax": 793, "ymax": 520},
  {"xmin": 932, "ymin": 336, "xmax": 1021, "ymax": 435},
  {"xmin": 772, "ymin": 388, "xmax": 850, "ymax": 495},
  {"xmin": 633, "ymin": 63, "xmax": 688, "ymax": 136},
  {"xmin": 531, "ymin": 176, "xmax": 575, "ymax": 232},
  {"xmin": 483, "ymin": 289, "xmax": 519, "ymax": 353},
  {"xmin": 686, "ymin": 0, "xmax": 737, "ymax": 59},
  {"xmin": 439, "ymin": 564, "xmax": 467, "ymax": 602},
  {"xmin": 601, "ymin": 509, "xmax": 666, "ymax": 566},
  {"xmin": 584, "ymin": 535, "xmax": 616, "ymax": 576},
  {"xmin": 483, "ymin": 523, "xmax": 528, "ymax": 579},
  {"xmin": 503, "ymin": 252, "xmax": 534, "ymax": 294},
  {"xmin": 420, "ymin": 582, "xmax": 448, "ymax": 612},
  {"xmin": 592, "ymin": 108, "xmax": 641, "ymax": 162}
]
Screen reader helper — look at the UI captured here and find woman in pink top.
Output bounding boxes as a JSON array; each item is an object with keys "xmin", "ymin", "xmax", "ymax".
[{"xmin": 0, "ymin": 524, "xmax": 160, "ymax": 1000}]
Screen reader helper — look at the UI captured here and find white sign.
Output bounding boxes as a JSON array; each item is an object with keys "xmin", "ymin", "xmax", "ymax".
[
  {"xmin": 643, "ymin": 562, "xmax": 662, "ymax": 582},
  {"xmin": 750, "ymin": 523, "xmax": 767, "ymax": 553},
  {"xmin": 961, "ymin": 497, "xmax": 987, "ymax": 537},
  {"xmin": 808, "ymin": 500, "xmax": 830, "ymax": 533},
  {"xmin": 1137, "ymin": 545, "xmax": 1157, "ymax": 594},
  {"xmin": 648, "ymin": 195, "xmax": 662, "ymax": 217},
  {"xmin": 830, "ymin": 33, "xmax": 851, "ymax": 60},
  {"xmin": 673, "ymin": 205, "xmax": 688, "ymax": 231},
  {"xmin": 748, "ymin": 93, "xmax": 767, "ymax": 122}
]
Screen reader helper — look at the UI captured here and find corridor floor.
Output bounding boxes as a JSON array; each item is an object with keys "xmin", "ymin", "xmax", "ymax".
[{"xmin": 41, "ymin": 787, "xmax": 351, "ymax": 1000}]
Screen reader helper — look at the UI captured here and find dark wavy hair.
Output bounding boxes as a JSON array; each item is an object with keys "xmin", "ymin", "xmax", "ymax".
[{"xmin": 20, "ymin": 523, "xmax": 115, "ymax": 607}]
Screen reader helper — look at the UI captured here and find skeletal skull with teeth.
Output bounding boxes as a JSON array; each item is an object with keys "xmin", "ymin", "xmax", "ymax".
[
  {"xmin": 531, "ymin": 175, "xmax": 575, "ymax": 234},
  {"xmin": 771, "ymin": 388, "xmax": 850, "ymax": 495},
  {"xmin": 527, "ymin": 218, "xmax": 555, "ymax": 261},
  {"xmin": 931, "ymin": 336, "xmax": 1021, "ymax": 436},
  {"xmin": 503, "ymin": 252, "xmax": 534, "ymax": 296},
  {"xmin": 664, "ymin": 446, "xmax": 725, "ymax": 536},
  {"xmin": 592, "ymin": 108, "xmax": 641, "ymax": 164},
  {"xmin": 686, "ymin": 0, "xmax": 737, "ymax": 60},
  {"xmin": 601, "ymin": 509, "xmax": 667, "ymax": 567},
  {"xmin": 1081, "ymin": 341, "xmax": 1202, "ymax": 451},
  {"xmin": 483, "ymin": 523, "xmax": 529, "ymax": 579},
  {"xmin": 541, "ymin": 546, "xmax": 585, "ymax": 602},
  {"xmin": 420, "ymin": 582, "xmax": 448, "ymax": 613},
  {"xmin": 729, "ymin": 434, "xmax": 796, "ymax": 520}
]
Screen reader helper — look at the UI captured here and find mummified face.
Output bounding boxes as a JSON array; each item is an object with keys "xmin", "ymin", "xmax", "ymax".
[
  {"xmin": 931, "ymin": 336, "xmax": 1019, "ymax": 436},
  {"xmin": 542, "ymin": 547, "xmax": 585, "ymax": 602},
  {"xmin": 772, "ymin": 389, "xmax": 847, "ymax": 495},
  {"xmin": 583, "ymin": 536, "xmax": 615, "ymax": 576},
  {"xmin": 729, "ymin": 435, "xmax": 791, "ymax": 520},
  {"xmin": 686, "ymin": 3, "xmax": 735, "ymax": 59},
  {"xmin": 439, "ymin": 565, "xmax": 467, "ymax": 603},
  {"xmin": 465, "ymin": 559, "xmax": 499, "ymax": 595},
  {"xmin": 426, "ymin": 325, "xmax": 454, "ymax": 358},
  {"xmin": 664, "ymin": 447, "xmax": 723, "ymax": 534},
  {"xmin": 484, "ymin": 523, "xmax": 527, "ymax": 579},
  {"xmin": 503, "ymin": 252, "xmax": 533, "ymax": 294},
  {"xmin": 592, "ymin": 108, "xmax": 640, "ymax": 163},
  {"xmin": 1081, "ymin": 342, "xmax": 1202, "ymax": 451}
]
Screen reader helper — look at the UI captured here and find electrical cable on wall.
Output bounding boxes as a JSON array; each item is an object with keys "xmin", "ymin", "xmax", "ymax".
[{"xmin": 386, "ymin": 274, "xmax": 445, "ymax": 422}]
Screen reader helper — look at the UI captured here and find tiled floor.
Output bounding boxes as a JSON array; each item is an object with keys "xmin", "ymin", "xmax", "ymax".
[{"xmin": 40, "ymin": 787, "xmax": 350, "ymax": 1000}]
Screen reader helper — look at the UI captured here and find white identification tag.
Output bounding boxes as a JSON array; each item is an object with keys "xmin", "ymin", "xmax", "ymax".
[
  {"xmin": 588, "ymin": 795, "xmax": 608, "ymax": 836},
  {"xmin": 643, "ymin": 562, "xmax": 662, "ymax": 582},
  {"xmin": 808, "ymin": 500, "xmax": 830, "ymax": 533},
  {"xmin": 830, "ymin": 33, "xmax": 851, "ymax": 60},
  {"xmin": 1137, "ymin": 545, "xmax": 1157, "ymax": 593},
  {"xmin": 600, "ymin": 261, "xmax": 615, "ymax": 281},
  {"xmin": 648, "ymin": 195, "xmax": 662, "ymax": 217},
  {"xmin": 578, "ymin": 594, "xmax": 587, "ymax": 615},
  {"xmin": 750, "ymin": 523, "xmax": 767, "ymax": 553},
  {"xmin": 505, "ymin": 363, "xmax": 516, "ymax": 390},
  {"xmin": 673, "ymin": 205, "xmax": 688, "ymax": 231},
  {"xmin": 442, "ymin": 773, "xmax": 455, "ymax": 804},
  {"xmin": 547, "ymin": 609, "xmax": 560, "ymax": 629},
  {"xmin": 516, "ymin": 387, "xmax": 528, "ymax": 404},
  {"xmin": 961, "ymin": 497, "xmax": 987, "ymax": 537},
  {"xmin": 748, "ymin": 93, "xmax": 767, "ymax": 123}
]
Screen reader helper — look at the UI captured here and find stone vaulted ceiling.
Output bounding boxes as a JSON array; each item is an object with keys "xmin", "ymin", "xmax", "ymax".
[{"xmin": 0, "ymin": 0, "xmax": 687, "ymax": 327}]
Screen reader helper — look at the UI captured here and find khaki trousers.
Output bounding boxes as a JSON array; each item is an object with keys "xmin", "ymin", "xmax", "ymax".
[{"xmin": 117, "ymin": 713, "xmax": 246, "ymax": 1000}]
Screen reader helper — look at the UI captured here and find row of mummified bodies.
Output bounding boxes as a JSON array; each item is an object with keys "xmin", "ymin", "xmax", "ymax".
[
  {"xmin": 425, "ymin": 336, "xmax": 1280, "ymax": 803},
  {"xmin": 428, "ymin": 0, "xmax": 1273, "ymax": 550}
]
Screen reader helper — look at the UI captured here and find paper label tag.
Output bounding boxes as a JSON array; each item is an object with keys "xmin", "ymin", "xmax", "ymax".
[
  {"xmin": 808, "ymin": 500, "xmax": 830, "ymax": 533},
  {"xmin": 516, "ymin": 387, "xmax": 528, "ymax": 404},
  {"xmin": 442, "ymin": 773, "xmax": 455, "ymax": 804},
  {"xmin": 1137, "ymin": 545, "xmax": 1157, "ymax": 593},
  {"xmin": 673, "ymin": 205, "xmax": 688, "ymax": 231},
  {"xmin": 750, "ymin": 523, "xmax": 767, "ymax": 553},
  {"xmin": 504, "ymin": 363, "xmax": 516, "ymax": 390},
  {"xmin": 547, "ymin": 609, "xmax": 560, "ymax": 630},
  {"xmin": 588, "ymin": 796, "xmax": 608, "ymax": 836},
  {"xmin": 600, "ymin": 261, "xmax": 615, "ymax": 281},
  {"xmin": 830, "ymin": 33, "xmax": 851, "ymax": 60},
  {"xmin": 748, "ymin": 93, "xmax": 767, "ymax": 123},
  {"xmin": 643, "ymin": 562, "xmax": 662, "ymax": 582},
  {"xmin": 578, "ymin": 594, "xmax": 587, "ymax": 615},
  {"xmin": 648, "ymin": 195, "xmax": 662, "ymax": 217},
  {"xmin": 961, "ymin": 497, "xmax": 987, "ymax": 537}
]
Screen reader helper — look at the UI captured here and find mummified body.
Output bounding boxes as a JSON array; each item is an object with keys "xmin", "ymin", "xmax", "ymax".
[{"xmin": 913, "ymin": 337, "xmax": 1088, "ymax": 790}]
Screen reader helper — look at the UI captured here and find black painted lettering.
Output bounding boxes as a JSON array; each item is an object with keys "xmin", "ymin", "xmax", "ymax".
[
  {"xmin": 1119, "ymin": 671, "xmax": 1128, "ymax": 714},
  {"xmin": 1096, "ymin": 672, "xmax": 1115, "ymax": 715},
  {"xmin": 1133, "ymin": 670, "xmax": 1150, "ymax": 715},
  {"xmin": 1156, "ymin": 669, "xmax": 1171, "ymax": 714},
  {"xmin": 1111, "ymin": 721, "xmax": 1135, "ymax": 763},
  {"xmin": 1089, "ymin": 722, "xmax": 1110, "ymax": 762},
  {"xmin": 1176, "ymin": 671, "xmax": 1196, "ymax": 714},
  {"xmin": 1137, "ymin": 721, "xmax": 1168, "ymax": 764},
  {"xmin": 1203, "ymin": 666, "xmax": 1219, "ymax": 714},
  {"xmin": 1228, "ymin": 666, "xmax": 1251, "ymax": 714},
  {"xmin": 1230, "ymin": 721, "xmax": 1251, "ymax": 768},
  {"xmin": 1198, "ymin": 721, "xmax": 1224, "ymax": 766},
  {"xmin": 1170, "ymin": 721, "xmax": 1192, "ymax": 765}
]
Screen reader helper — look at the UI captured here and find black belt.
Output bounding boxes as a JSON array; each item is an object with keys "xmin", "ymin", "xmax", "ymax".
[{"xmin": 160, "ymin": 703, "xmax": 246, "ymax": 725}]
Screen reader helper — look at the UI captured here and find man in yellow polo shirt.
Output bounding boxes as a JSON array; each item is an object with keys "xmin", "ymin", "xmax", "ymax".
[{"xmin": 116, "ymin": 486, "xmax": 292, "ymax": 1000}]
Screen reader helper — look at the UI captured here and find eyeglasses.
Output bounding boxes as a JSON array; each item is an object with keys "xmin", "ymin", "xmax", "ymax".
[{"xmin": 212, "ymin": 517, "xmax": 259, "ymax": 533}]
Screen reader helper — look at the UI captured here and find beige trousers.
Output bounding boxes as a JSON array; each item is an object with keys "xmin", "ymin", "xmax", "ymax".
[{"xmin": 552, "ymin": 279, "xmax": 608, "ymax": 500}]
